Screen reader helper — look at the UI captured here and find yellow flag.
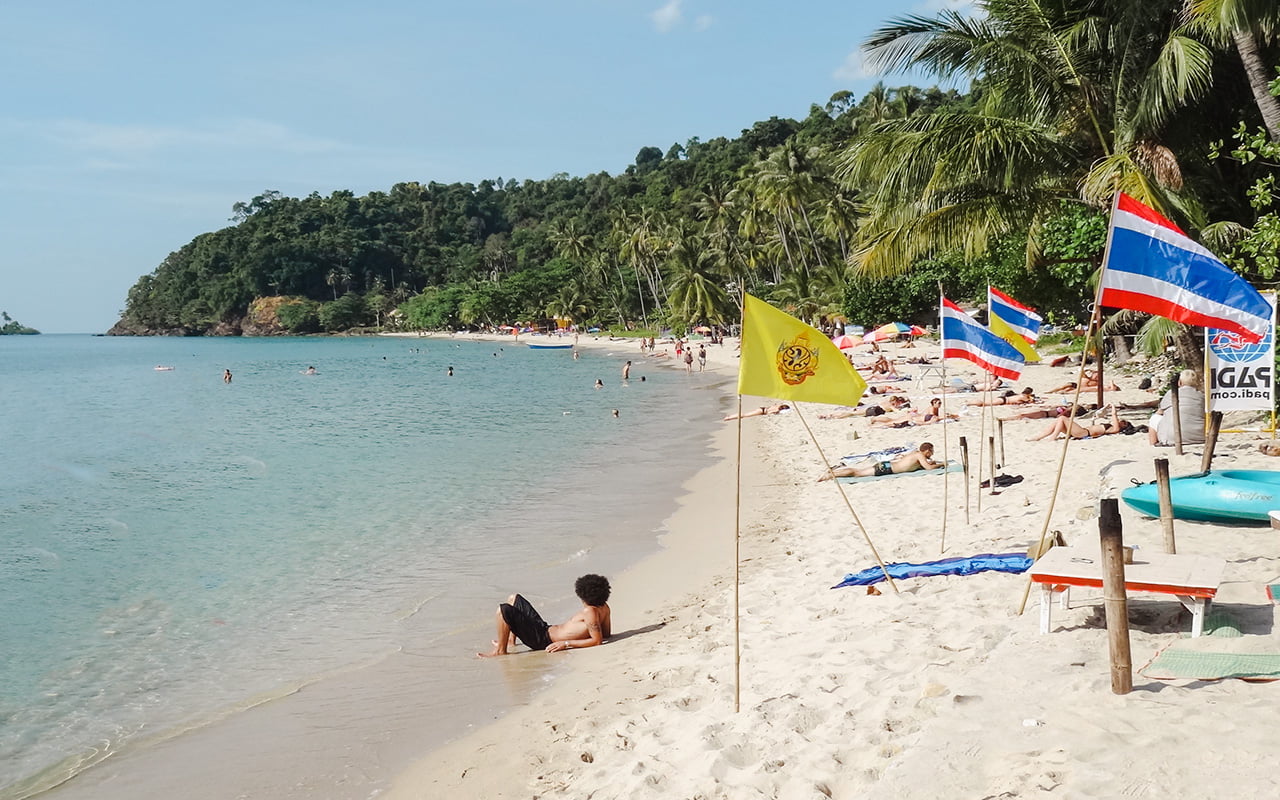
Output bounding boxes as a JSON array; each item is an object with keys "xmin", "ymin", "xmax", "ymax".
[
  {"xmin": 988, "ymin": 313, "xmax": 1041, "ymax": 362},
  {"xmin": 738, "ymin": 294, "xmax": 867, "ymax": 406}
]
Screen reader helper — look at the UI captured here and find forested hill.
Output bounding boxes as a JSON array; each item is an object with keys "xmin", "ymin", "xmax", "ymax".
[
  {"xmin": 113, "ymin": 87, "xmax": 978, "ymax": 337},
  {"xmin": 112, "ymin": 1, "xmax": 1280, "ymax": 339}
]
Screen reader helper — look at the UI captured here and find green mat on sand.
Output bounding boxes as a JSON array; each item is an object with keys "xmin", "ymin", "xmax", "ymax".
[
  {"xmin": 1141, "ymin": 649, "xmax": 1280, "ymax": 680},
  {"xmin": 836, "ymin": 460, "xmax": 964, "ymax": 484}
]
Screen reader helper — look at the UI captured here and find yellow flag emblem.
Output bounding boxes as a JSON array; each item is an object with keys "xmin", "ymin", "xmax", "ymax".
[
  {"xmin": 778, "ymin": 332, "xmax": 819, "ymax": 385},
  {"xmin": 738, "ymin": 294, "xmax": 867, "ymax": 407}
]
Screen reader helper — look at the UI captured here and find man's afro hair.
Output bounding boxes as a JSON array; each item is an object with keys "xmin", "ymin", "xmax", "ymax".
[{"xmin": 575, "ymin": 574, "xmax": 611, "ymax": 606}]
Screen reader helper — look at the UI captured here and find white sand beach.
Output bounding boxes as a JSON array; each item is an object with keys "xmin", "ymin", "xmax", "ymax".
[{"xmin": 387, "ymin": 333, "xmax": 1280, "ymax": 799}]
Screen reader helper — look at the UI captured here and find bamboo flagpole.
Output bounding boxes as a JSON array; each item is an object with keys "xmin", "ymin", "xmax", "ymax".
[
  {"xmin": 938, "ymin": 282, "xmax": 951, "ymax": 554},
  {"xmin": 1016, "ymin": 194, "xmax": 1118, "ymax": 615},
  {"xmin": 733, "ymin": 394, "xmax": 743, "ymax": 712},
  {"xmin": 795, "ymin": 406, "xmax": 900, "ymax": 593},
  {"xmin": 733, "ymin": 293, "xmax": 897, "ymax": 709}
]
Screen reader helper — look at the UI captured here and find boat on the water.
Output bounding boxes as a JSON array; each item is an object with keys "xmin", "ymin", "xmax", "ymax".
[
  {"xmin": 1121, "ymin": 470, "xmax": 1280, "ymax": 523},
  {"xmin": 526, "ymin": 343, "xmax": 574, "ymax": 350}
]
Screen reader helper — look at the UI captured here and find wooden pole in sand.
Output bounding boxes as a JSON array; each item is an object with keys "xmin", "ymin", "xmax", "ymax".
[
  {"xmin": 988, "ymin": 435, "xmax": 997, "ymax": 494},
  {"xmin": 1099, "ymin": 498, "xmax": 1132, "ymax": 695},
  {"xmin": 796, "ymin": 406, "xmax": 900, "ymax": 593},
  {"xmin": 1016, "ymin": 257, "xmax": 1110, "ymax": 616},
  {"xmin": 1169, "ymin": 374, "xmax": 1184, "ymax": 456},
  {"xmin": 940, "ymin": 392, "xmax": 952, "ymax": 555},
  {"xmin": 976, "ymin": 397, "xmax": 988, "ymax": 513},
  {"xmin": 1154, "ymin": 458, "xmax": 1176, "ymax": 554},
  {"xmin": 733, "ymin": 396, "xmax": 743, "ymax": 713},
  {"xmin": 1200, "ymin": 411, "xmax": 1224, "ymax": 474},
  {"xmin": 959, "ymin": 436, "xmax": 970, "ymax": 525},
  {"xmin": 998, "ymin": 418, "xmax": 1006, "ymax": 471}
]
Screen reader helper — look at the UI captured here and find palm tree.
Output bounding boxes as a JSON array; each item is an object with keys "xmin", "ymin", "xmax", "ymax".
[
  {"xmin": 665, "ymin": 228, "xmax": 731, "ymax": 327},
  {"xmin": 843, "ymin": 0, "xmax": 1218, "ymax": 277},
  {"xmin": 1185, "ymin": 0, "xmax": 1280, "ymax": 140}
]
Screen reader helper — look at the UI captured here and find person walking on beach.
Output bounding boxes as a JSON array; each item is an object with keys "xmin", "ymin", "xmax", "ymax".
[
  {"xmin": 697, "ymin": 345, "xmax": 706, "ymax": 371},
  {"xmin": 479, "ymin": 574, "xmax": 611, "ymax": 657},
  {"xmin": 683, "ymin": 349, "xmax": 694, "ymax": 374},
  {"xmin": 622, "ymin": 360, "xmax": 631, "ymax": 380},
  {"xmin": 223, "ymin": 369, "xmax": 232, "ymax": 384}
]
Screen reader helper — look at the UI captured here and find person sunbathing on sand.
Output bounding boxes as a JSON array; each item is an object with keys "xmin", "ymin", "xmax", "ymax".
[
  {"xmin": 725, "ymin": 403, "xmax": 790, "ymax": 420},
  {"xmin": 1046, "ymin": 370, "xmax": 1119, "ymax": 394},
  {"xmin": 818, "ymin": 442, "xmax": 941, "ymax": 481},
  {"xmin": 479, "ymin": 574, "xmax": 611, "ymax": 657},
  {"xmin": 1025, "ymin": 405, "xmax": 1132, "ymax": 441},
  {"xmin": 870, "ymin": 355, "xmax": 898, "ymax": 377},
  {"xmin": 968, "ymin": 387, "xmax": 1037, "ymax": 406},
  {"xmin": 819, "ymin": 396, "xmax": 907, "ymax": 420},
  {"xmin": 999, "ymin": 403, "xmax": 1077, "ymax": 421}
]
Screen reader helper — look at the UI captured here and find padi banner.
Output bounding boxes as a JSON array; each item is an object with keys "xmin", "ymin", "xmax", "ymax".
[{"xmin": 1207, "ymin": 291, "xmax": 1275, "ymax": 412}]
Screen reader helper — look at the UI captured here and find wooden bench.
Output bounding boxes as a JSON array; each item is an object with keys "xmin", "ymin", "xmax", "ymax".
[{"xmin": 1029, "ymin": 546, "xmax": 1225, "ymax": 638}]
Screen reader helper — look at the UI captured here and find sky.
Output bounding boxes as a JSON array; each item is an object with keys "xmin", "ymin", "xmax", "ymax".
[{"xmin": 0, "ymin": 0, "xmax": 972, "ymax": 333}]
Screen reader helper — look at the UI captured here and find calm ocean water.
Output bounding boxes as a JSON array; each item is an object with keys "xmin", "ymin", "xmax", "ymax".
[{"xmin": 0, "ymin": 334, "xmax": 729, "ymax": 799}]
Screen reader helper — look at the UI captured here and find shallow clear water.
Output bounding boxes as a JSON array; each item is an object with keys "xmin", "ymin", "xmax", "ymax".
[{"xmin": 0, "ymin": 334, "xmax": 728, "ymax": 799}]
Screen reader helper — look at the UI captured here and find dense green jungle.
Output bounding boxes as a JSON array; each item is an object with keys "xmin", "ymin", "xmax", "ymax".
[{"xmin": 112, "ymin": 0, "xmax": 1280, "ymax": 350}]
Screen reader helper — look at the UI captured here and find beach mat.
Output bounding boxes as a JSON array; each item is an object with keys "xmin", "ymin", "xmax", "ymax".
[
  {"xmin": 1140, "ymin": 648, "xmax": 1280, "ymax": 681},
  {"xmin": 836, "ymin": 460, "xmax": 963, "ymax": 484}
]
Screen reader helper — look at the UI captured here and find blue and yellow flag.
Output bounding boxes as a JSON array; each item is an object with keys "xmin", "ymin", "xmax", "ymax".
[
  {"xmin": 988, "ymin": 286, "xmax": 1042, "ymax": 363},
  {"xmin": 738, "ymin": 294, "xmax": 867, "ymax": 406}
]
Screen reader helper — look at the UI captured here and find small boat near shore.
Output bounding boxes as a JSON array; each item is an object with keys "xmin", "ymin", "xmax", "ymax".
[
  {"xmin": 526, "ymin": 342, "xmax": 574, "ymax": 350},
  {"xmin": 153, "ymin": 365, "xmax": 175, "ymax": 371},
  {"xmin": 1121, "ymin": 470, "xmax": 1280, "ymax": 524}
]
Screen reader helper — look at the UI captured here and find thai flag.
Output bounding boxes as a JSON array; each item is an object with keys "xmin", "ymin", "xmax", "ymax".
[
  {"xmin": 941, "ymin": 296, "xmax": 1025, "ymax": 380},
  {"xmin": 1099, "ymin": 193, "xmax": 1270, "ymax": 343}
]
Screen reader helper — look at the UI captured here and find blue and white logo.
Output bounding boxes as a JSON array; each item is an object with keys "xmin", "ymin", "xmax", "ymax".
[{"xmin": 1209, "ymin": 327, "xmax": 1273, "ymax": 363}]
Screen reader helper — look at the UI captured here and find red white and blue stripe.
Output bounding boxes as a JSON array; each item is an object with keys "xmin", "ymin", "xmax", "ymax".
[
  {"xmin": 941, "ymin": 296, "xmax": 1024, "ymax": 380},
  {"xmin": 1099, "ymin": 193, "xmax": 1270, "ymax": 343},
  {"xmin": 988, "ymin": 286, "xmax": 1041, "ymax": 343}
]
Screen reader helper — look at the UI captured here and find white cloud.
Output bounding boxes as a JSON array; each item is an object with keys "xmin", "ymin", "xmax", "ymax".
[
  {"xmin": 832, "ymin": 50, "xmax": 876, "ymax": 81},
  {"xmin": 651, "ymin": 0, "xmax": 682, "ymax": 33},
  {"xmin": 693, "ymin": 14, "xmax": 713, "ymax": 31}
]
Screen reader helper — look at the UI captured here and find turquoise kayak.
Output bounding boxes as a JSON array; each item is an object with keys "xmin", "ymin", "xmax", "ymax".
[{"xmin": 1121, "ymin": 470, "xmax": 1280, "ymax": 523}]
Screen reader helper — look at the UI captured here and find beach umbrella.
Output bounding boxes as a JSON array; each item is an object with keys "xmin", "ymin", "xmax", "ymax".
[
  {"xmin": 874, "ymin": 322, "xmax": 912, "ymax": 338},
  {"xmin": 693, "ymin": 325, "xmax": 712, "ymax": 333},
  {"xmin": 909, "ymin": 325, "xmax": 928, "ymax": 337},
  {"xmin": 831, "ymin": 333, "xmax": 861, "ymax": 350}
]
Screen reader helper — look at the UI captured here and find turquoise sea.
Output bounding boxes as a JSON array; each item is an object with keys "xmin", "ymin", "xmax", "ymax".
[{"xmin": 0, "ymin": 334, "xmax": 729, "ymax": 799}]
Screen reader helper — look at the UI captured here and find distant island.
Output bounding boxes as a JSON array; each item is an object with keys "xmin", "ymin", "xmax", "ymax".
[{"xmin": 1, "ymin": 312, "xmax": 39, "ymax": 335}]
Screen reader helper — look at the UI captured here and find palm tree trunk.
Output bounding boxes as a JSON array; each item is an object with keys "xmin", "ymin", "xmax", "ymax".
[{"xmin": 1234, "ymin": 30, "xmax": 1280, "ymax": 141}]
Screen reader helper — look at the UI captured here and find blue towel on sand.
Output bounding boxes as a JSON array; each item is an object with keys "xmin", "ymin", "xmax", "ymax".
[{"xmin": 833, "ymin": 553, "xmax": 1033, "ymax": 588}]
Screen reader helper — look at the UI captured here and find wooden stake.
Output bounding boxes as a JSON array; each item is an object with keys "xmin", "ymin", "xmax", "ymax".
[
  {"xmin": 1099, "ymin": 498, "xmax": 1132, "ymax": 695},
  {"xmin": 1154, "ymin": 458, "xmax": 1176, "ymax": 555},
  {"xmin": 1200, "ymin": 411, "xmax": 1224, "ymax": 474},
  {"xmin": 959, "ymin": 436, "xmax": 970, "ymax": 525},
  {"xmin": 976, "ymin": 402, "xmax": 987, "ymax": 513},
  {"xmin": 988, "ymin": 436, "xmax": 997, "ymax": 495},
  {"xmin": 795, "ymin": 406, "xmax": 899, "ymax": 593},
  {"xmin": 1169, "ymin": 374, "xmax": 1184, "ymax": 456},
  {"xmin": 998, "ymin": 418, "xmax": 1005, "ymax": 470},
  {"xmin": 733, "ymin": 395, "xmax": 743, "ymax": 713}
]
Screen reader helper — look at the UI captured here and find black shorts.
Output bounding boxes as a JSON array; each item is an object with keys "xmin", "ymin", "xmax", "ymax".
[
  {"xmin": 873, "ymin": 460, "xmax": 893, "ymax": 477},
  {"xmin": 500, "ymin": 594, "xmax": 552, "ymax": 651}
]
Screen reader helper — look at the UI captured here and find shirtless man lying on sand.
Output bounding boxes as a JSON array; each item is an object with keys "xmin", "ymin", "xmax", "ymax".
[
  {"xmin": 818, "ymin": 442, "xmax": 941, "ymax": 481},
  {"xmin": 479, "ymin": 574, "xmax": 612, "ymax": 657}
]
